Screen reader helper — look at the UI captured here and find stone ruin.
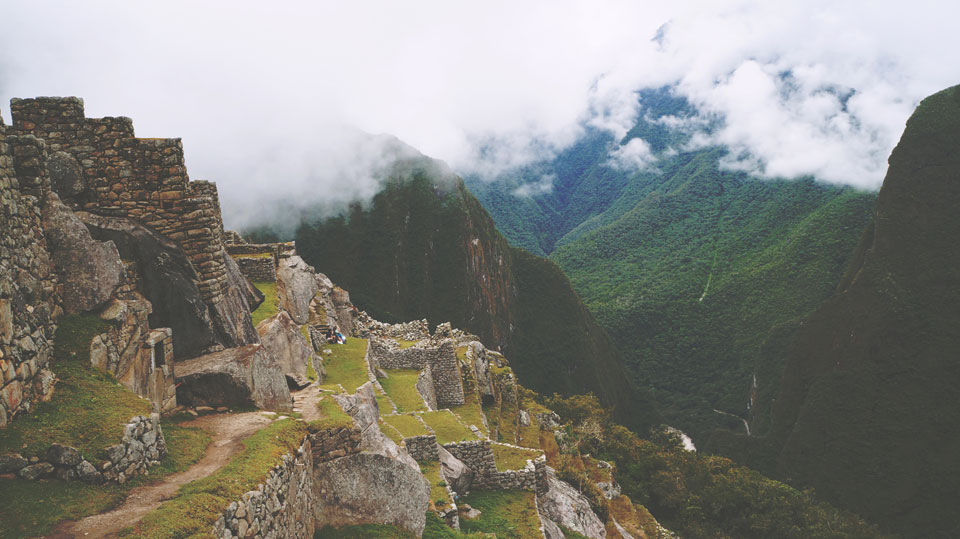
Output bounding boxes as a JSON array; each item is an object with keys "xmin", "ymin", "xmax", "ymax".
[{"xmin": 1, "ymin": 96, "xmax": 292, "ymax": 427}]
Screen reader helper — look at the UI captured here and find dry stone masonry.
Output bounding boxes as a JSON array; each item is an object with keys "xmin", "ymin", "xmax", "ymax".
[
  {"xmin": 369, "ymin": 338, "xmax": 465, "ymax": 407},
  {"xmin": 404, "ymin": 434, "xmax": 439, "ymax": 462},
  {"xmin": 10, "ymin": 97, "xmax": 230, "ymax": 306},
  {"xmin": 0, "ymin": 413, "xmax": 166, "ymax": 484},
  {"xmin": 214, "ymin": 436, "xmax": 315, "ymax": 539}
]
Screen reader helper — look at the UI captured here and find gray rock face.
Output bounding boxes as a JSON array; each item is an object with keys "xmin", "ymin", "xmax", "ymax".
[
  {"xmin": 46, "ymin": 443, "xmax": 81, "ymax": 466},
  {"xmin": 541, "ymin": 513, "xmax": 565, "ymax": 539},
  {"xmin": 0, "ymin": 453, "xmax": 28, "ymax": 473},
  {"xmin": 334, "ymin": 383, "xmax": 419, "ymax": 470},
  {"xmin": 41, "ymin": 193, "xmax": 124, "ymax": 313},
  {"xmin": 313, "ymin": 452, "xmax": 429, "ymax": 536},
  {"xmin": 257, "ymin": 311, "xmax": 315, "ymax": 378},
  {"xmin": 438, "ymin": 444, "xmax": 474, "ymax": 494},
  {"xmin": 18, "ymin": 462, "xmax": 54, "ymax": 480},
  {"xmin": 174, "ymin": 344, "xmax": 292, "ymax": 411},
  {"xmin": 538, "ymin": 467, "xmax": 607, "ymax": 539},
  {"xmin": 80, "ymin": 212, "xmax": 259, "ymax": 359},
  {"xmin": 277, "ymin": 256, "xmax": 319, "ymax": 325},
  {"xmin": 47, "ymin": 151, "xmax": 84, "ymax": 197}
]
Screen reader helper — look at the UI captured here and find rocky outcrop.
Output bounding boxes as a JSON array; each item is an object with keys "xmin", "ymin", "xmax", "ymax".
[
  {"xmin": 173, "ymin": 344, "xmax": 291, "ymax": 411},
  {"xmin": 257, "ymin": 311, "xmax": 315, "ymax": 379},
  {"xmin": 277, "ymin": 256, "xmax": 319, "ymax": 325},
  {"xmin": 333, "ymin": 382, "xmax": 419, "ymax": 470},
  {"xmin": 538, "ymin": 466, "xmax": 607, "ymax": 539},
  {"xmin": 313, "ymin": 452, "xmax": 430, "ymax": 535},
  {"xmin": 41, "ymin": 192, "xmax": 124, "ymax": 314},
  {"xmin": 80, "ymin": 212, "xmax": 259, "ymax": 359},
  {"xmin": 438, "ymin": 444, "xmax": 474, "ymax": 494}
]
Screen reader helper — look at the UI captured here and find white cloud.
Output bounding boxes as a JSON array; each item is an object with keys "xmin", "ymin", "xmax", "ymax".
[
  {"xmin": 512, "ymin": 174, "xmax": 556, "ymax": 197},
  {"xmin": 0, "ymin": 0, "xmax": 957, "ymax": 224},
  {"xmin": 609, "ymin": 138, "xmax": 657, "ymax": 171}
]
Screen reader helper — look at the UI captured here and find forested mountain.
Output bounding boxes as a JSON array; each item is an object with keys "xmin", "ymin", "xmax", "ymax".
[
  {"xmin": 710, "ymin": 84, "xmax": 960, "ymax": 538},
  {"xmin": 465, "ymin": 88, "xmax": 876, "ymax": 442},
  {"xmin": 290, "ymin": 154, "xmax": 661, "ymax": 431}
]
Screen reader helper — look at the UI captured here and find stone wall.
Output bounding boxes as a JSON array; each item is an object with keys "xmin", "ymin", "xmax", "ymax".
[
  {"xmin": 404, "ymin": 434, "xmax": 439, "ymax": 462},
  {"xmin": 442, "ymin": 440, "xmax": 547, "ymax": 492},
  {"xmin": 214, "ymin": 436, "xmax": 315, "ymax": 539},
  {"xmin": 0, "ymin": 123, "xmax": 60, "ymax": 427},
  {"xmin": 416, "ymin": 365, "xmax": 438, "ymax": 410},
  {"xmin": 1, "ymin": 413, "xmax": 166, "ymax": 484},
  {"xmin": 233, "ymin": 255, "xmax": 277, "ymax": 283},
  {"xmin": 309, "ymin": 425, "xmax": 362, "ymax": 463},
  {"xmin": 430, "ymin": 341, "xmax": 464, "ymax": 407},
  {"xmin": 9, "ymin": 97, "xmax": 229, "ymax": 305},
  {"xmin": 89, "ymin": 298, "xmax": 176, "ymax": 413},
  {"xmin": 369, "ymin": 338, "xmax": 464, "ymax": 407}
]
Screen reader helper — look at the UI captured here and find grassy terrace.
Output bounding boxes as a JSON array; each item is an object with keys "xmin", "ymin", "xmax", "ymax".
[
  {"xmin": 420, "ymin": 410, "xmax": 476, "ymax": 444},
  {"xmin": 380, "ymin": 369, "xmax": 427, "ymax": 413},
  {"xmin": 491, "ymin": 443, "xmax": 540, "ymax": 471},
  {"xmin": 313, "ymin": 396, "xmax": 353, "ymax": 430},
  {"xmin": 126, "ymin": 419, "xmax": 308, "ymax": 538},
  {"xmin": 448, "ymin": 377, "xmax": 488, "ymax": 438},
  {"xmin": 497, "ymin": 399, "xmax": 520, "ymax": 445},
  {"xmin": 319, "ymin": 338, "xmax": 369, "ymax": 394},
  {"xmin": 0, "ymin": 315, "xmax": 154, "ymax": 461},
  {"xmin": 0, "ymin": 419, "xmax": 210, "ymax": 539},
  {"xmin": 382, "ymin": 413, "xmax": 429, "ymax": 438},
  {"xmin": 459, "ymin": 490, "xmax": 542, "ymax": 538},
  {"xmin": 250, "ymin": 281, "xmax": 279, "ymax": 327},
  {"xmin": 420, "ymin": 460, "xmax": 451, "ymax": 508},
  {"xmin": 394, "ymin": 338, "xmax": 420, "ymax": 349}
]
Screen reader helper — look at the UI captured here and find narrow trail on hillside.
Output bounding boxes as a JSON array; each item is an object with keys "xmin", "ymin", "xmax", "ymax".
[{"xmin": 48, "ymin": 412, "xmax": 273, "ymax": 539}]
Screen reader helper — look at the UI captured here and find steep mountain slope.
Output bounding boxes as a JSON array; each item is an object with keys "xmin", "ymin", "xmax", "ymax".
[
  {"xmin": 736, "ymin": 85, "xmax": 960, "ymax": 538},
  {"xmin": 293, "ymin": 155, "xmax": 660, "ymax": 431},
  {"xmin": 467, "ymin": 90, "xmax": 876, "ymax": 441}
]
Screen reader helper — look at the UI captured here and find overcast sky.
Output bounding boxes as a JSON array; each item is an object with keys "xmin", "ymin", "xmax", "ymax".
[{"xmin": 1, "ymin": 1, "xmax": 958, "ymax": 229}]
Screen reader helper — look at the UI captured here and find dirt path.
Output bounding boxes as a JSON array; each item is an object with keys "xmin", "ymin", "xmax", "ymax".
[
  {"xmin": 48, "ymin": 412, "xmax": 273, "ymax": 538},
  {"xmin": 292, "ymin": 383, "xmax": 322, "ymax": 422}
]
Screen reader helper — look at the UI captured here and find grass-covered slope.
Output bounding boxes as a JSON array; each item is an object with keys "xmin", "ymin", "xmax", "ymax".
[
  {"xmin": 294, "ymin": 158, "xmax": 657, "ymax": 431},
  {"xmin": 730, "ymin": 84, "xmax": 960, "ymax": 538}
]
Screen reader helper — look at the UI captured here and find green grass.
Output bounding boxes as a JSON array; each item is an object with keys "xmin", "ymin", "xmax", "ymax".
[
  {"xmin": 250, "ymin": 281, "xmax": 279, "ymax": 327},
  {"xmin": 311, "ymin": 396, "xmax": 353, "ymax": 430},
  {"xmin": 0, "ymin": 419, "xmax": 210, "ymax": 539},
  {"xmin": 382, "ymin": 414, "xmax": 429, "ymax": 438},
  {"xmin": 448, "ymin": 381, "xmax": 488, "ymax": 437},
  {"xmin": 459, "ymin": 490, "xmax": 542, "ymax": 538},
  {"xmin": 497, "ymin": 400, "xmax": 519, "ymax": 445},
  {"xmin": 375, "ymin": 389, "xmax": 396, "ymax": 415},
  {"xmin": 491, "ymin": 444, "xmax": 540, "ymax": 471},
  {"xmin": 420, "ymin": 411, "xmax": 476, "ymax": 444},
  {"xmin": 380, "ymin": 420, "xmax": 405, "ymax": 444},
  {"xmin": 380, "ymin": 369, "xmax": 428, "ymax": 413},
  {"xmin": 0, "ymin": 315, "xmax": 153, "ymax": 461},
  {"xmin": 420, "ymin": 460, "xmax": 451, "ymax": 507},
  {"xmin": 128, "ymin": 419, "xmax": 307, "ymax": 538},
  {"xmin": 231, "ymin": 252, "xmax": 273, "ymax": 259},
  {"xmin": 321, "ymin": 338, "xmax": 370, "ymax": 394}
]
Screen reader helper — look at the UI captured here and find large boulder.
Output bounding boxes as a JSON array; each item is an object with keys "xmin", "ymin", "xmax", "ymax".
[
  {"xmin": 313, "ymin": 452, "xmax": 430, "ymax": 535},
  {"xmin": 257, "ymin": 310, "xmax": 314, "ymax": 378},
  {"xmin": 47, "ymin": 151, "xmax": 85, "ymax": 197},
  {"xmin": 80, "ymin": 213, "xmax": 259, "ymax": 359},
  {"xmin": 438, "ymin": 444, "xmax": 474, "ymax": 494},
  {"xmin": 334, "ymin": 383, "xmax": 419, "ymax": 470},
  {"xmin": 538, "ymin": 466, "xmax": 607, "ymax": 539},
  {"xmin": 173, "ymin": 344, "xmax": 291, "ymax": 411},
  {"xmin": 277, "ymin": 256, "xmax": 319, "ymax": 324},
  {"xmin": 41, "ymin": 193, "xmax": 124, "ymax": 313}
]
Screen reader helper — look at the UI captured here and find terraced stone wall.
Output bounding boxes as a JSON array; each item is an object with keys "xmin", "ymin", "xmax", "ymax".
[
  {"xmin": 9, "ymin": 97, "xmax": 228, "ymax": 305},
  {"xmin": 0, "ymin": 120, "xmax": 59, "ymax": 427}
]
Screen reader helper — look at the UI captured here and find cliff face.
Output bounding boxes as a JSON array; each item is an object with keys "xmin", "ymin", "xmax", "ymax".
[
  {"xmin": 295, "ymin": 157, "xmax": 659, "ymax": 430},
  {"xmin": 762, "ymin": 85, "xmax": 960, "ymax": 537}
]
